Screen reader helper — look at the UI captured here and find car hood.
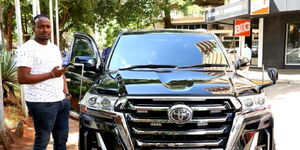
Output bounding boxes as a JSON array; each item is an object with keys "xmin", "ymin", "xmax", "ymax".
[{"xmin": 93, "ymin": 69, "xmax": 257, "ymax": 96}]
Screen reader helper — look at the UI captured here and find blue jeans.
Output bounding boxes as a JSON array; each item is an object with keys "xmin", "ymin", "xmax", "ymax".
[{"xmin": 26, "ymin": 99, "xmax": 70, "ymax": 150}]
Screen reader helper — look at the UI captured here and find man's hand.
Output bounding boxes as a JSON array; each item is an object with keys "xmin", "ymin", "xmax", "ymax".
[
  {"xmin": 18, "ymin": 66, "xmax": 67, "ymax": 84},
  {"xmin": 51, "ymin": 66, "xmax": 67, "ymax": 78}
]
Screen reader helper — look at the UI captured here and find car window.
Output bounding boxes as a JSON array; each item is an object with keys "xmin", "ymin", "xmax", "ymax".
[
  {"xmin": 71, "ymin": 37, "xmax": 95, "ymax": 62},
  {"xmin": 108, "ymin": 33, "xmax": 229, "ymax": 70}
]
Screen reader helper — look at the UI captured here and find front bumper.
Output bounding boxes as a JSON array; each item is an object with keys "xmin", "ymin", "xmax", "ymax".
[{"xmin": 79, "ymin": 106, "xmax": 274, "ymax": 150}]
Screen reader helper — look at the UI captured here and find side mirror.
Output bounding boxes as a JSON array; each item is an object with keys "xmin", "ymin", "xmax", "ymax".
[
  {"xmin": 74, "ymin": 56, "xmax": 97, "ymax": 69},
  {"xmin": 258, "ymin": 68, "xmax": 279, "ymax": 91},
  {"xmin": 267, "ymin": 68, "xmax": 278, "ymax": 84}
]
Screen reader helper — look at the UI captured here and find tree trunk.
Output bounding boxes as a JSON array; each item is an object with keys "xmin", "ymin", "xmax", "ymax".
[
  {"xmin": 4, "ymin": 4, "xmax": 15, "ymax": 51},
  {"xmin": 0, "ymin": 3, "xmax": 6, "ymax": 132},
  {"xmin": 163, "ymin": 0, "xmax": 172, "ymax": 28},
  {"xmin": 163, "ymin": 15, "xmax": 172, "ymax": 28}
]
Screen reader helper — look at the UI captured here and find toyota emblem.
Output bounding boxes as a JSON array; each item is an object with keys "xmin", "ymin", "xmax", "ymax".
[{"xmin": 168, "ymin": 104, "xmax": 193, "ymax": 124}]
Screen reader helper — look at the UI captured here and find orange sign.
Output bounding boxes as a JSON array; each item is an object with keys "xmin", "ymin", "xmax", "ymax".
[
  {"xmin": 251, "ymin": 0, "xmax": 270, "ymax": 15},
  {"xmin": 235, "ymin": 19, "xmax": 251, "ymax": 37}
]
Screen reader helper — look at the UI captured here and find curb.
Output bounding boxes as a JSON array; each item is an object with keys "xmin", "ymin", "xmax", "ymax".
[{"xmin": 251, "ymin": 79, "xmax": 296, "ymax": 84}]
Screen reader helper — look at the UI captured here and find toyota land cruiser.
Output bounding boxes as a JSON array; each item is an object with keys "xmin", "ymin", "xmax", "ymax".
[{"xmin": 65, "ymin": 29, "xmax": 277, "ymax": 150}]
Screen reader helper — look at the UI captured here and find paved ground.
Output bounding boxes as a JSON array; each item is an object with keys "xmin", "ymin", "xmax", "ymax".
[
  {"xmin": 264, "ymin": 83, "xmax": 300, "ymax": 150},
  {"xmin": 10, "ymin": 117, "xmax": 79, "ymax": 150}
]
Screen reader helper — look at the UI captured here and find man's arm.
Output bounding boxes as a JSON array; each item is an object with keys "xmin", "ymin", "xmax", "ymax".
[
  {"xmin": 63, "ymin": 75, "xmax": 71, "ymax": 99},
  {"xmin": 17, "ymin": 66, "xmax": 67, "ymax": 84}
]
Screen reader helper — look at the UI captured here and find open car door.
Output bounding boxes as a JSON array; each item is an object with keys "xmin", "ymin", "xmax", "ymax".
[{"xmin": 65, "ymin": 33, "xmax": 102, "ymax": 112}]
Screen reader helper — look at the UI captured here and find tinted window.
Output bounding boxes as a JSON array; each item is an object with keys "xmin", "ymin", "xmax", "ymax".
[
  {"xmin": 71, "ymin": 37, "xmax": 94, "ymax": 62},
  {"xmin": 108, "ymin": 32, "xmax": 228, "ymax": 70}
]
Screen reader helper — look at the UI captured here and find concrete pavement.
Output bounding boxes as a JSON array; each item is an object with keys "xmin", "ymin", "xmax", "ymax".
[{"xmin": 264, "ymin": 83, "xmax": 300, "ymax": 150}]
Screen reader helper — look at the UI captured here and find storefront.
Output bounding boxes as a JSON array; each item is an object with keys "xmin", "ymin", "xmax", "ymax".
[
  {"xmin": 205, "ymin": 0, "xmax": 264, "ymax": 67},
  {"xmin": 206, "ymin": 0, "xmax": 300, "ymax": 69}
]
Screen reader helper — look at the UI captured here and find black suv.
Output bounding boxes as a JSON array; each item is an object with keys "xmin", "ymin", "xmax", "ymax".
[{"xmin": 65, "ymin": 29, "xmax": 277, "ymax": 150}]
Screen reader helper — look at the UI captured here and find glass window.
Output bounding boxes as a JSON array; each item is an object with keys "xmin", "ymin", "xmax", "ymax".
[
  {"xmin": 189, "ymin": 25, "xmax": 195, "ymax": 29},
  {"xmin": 286, "ymin": 23, "xmax": 300, "ymax": 65},
  {"xmin": 71, "ymin": 37, "xmax": 95, "ymax": 62},
  {"xmin": 108, "ymin": 33, "xmax": 229, "ymax": 70}
]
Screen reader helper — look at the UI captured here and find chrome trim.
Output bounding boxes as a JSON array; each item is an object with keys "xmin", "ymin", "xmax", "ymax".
[
  {"xmin": 128, "ymin": 102, "xmax": 229, "ymax": 111},
  {"xmin": 73, "ymin": 63, "xmax": 84, "ymax": 99},
  {"xmin": 114, "ymin": 112, "xmax": 135, "ymax": 150},
  {"xmin": 225, "ymin": 108, "xmax": 272, "ymax": 150},
  {"xmin": 114, "ymin": 97, "xmax": 128, "ymax": 110},
  {"xmin": 150, "ymin": 148, "xmax": 224, "ymax": 150},
  {"xmin": 168, "ymin": 104, "xmax": 193, "ymax": 124},
  {"xmin": 81, "ymin": 111, "xmax": 134, "ymax": 150},
  {"xmin": 124, "ymin": 96, "xmax": 242, "ymax": 110},
  {"xmin": 132, "ymin": 126, "xmax": 227, "ymax": 135},
  {"xmin": 81, "ymin": 97, "xmax": 273, "ymax": 149},
  {"xmin": 96, "ymin": 133, "xmax": 107, "ymax": 150},
  {"xmin": 258, "ymin": 113, "xmax": 272, "ymax": 129},
  {"xmin": 85, "ymin": 107, "xmax": 117, "ymax": 119},
  {"xmin": 249, "ymin": 132, "xmax": 259, "ymax": 150},
  {"xmin": 136, "ymin": 139, "xmax": 224, "ymax": 147},
  {"xmin": 243, "ymin": 131, "xmax": 260, "ymax": 150},
  {"xmin": 84, "ymin": 131, "xmax": 88, "ymax": 150},
  {"xmin": 127, "ymin": 113, "xmax": 230, "ymax": 123},
  {"xmin": 265, "ymin": 128, "xmax": 271, "ymax": 150}
]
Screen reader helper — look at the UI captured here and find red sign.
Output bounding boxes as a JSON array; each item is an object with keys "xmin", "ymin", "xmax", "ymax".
[{"xmin": 235, "ymin": 19, "xmax": 251, "ymax": 36}]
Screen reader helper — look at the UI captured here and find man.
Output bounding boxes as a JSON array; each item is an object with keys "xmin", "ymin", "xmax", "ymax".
[
  {"xmin": 101, "ymin": 47, "xmax": 111, "ymax": 61},
  {"xmin": 242, "ymin": 44, "xmax": 252, "ymax": 62},
  {"xmin": 17, "ymin": 14, "xmax": 71, "ymax": 150}
]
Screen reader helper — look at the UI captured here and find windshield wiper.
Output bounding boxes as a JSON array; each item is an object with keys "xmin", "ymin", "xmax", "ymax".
[
  {"xmin": 177, "ymin": 63, "xmax": 228, "ymax": 69},
  {"xmin": 118, "ymin": 64, "xmax": 177, "ymax": 70}
]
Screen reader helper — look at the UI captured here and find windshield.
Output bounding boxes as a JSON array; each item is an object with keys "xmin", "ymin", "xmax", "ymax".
[{"xmin": 108, "ymin": 32, "xmax": 230, "ymax": 70}]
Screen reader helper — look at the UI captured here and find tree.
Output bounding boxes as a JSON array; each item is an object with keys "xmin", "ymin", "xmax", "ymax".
[
  {"xmin": 1, "ymin": 0, "xmax": 204, "ymax": 51},
  {"xmin": 1, "ymin": 0, "xmax": 15, "ymax": 51},
  {"xmin": 159, "ymin": 0, "xmax": 205, "ymax": 28}
]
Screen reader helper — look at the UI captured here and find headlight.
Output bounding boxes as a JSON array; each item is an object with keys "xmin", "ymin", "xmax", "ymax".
[
  {"xmin": 80, "ymin": 92, "xmax": 118, "ymax": 111},
  {"xmin": 238, "ymin": 93, "xmax": 267, "ymax": 111}
]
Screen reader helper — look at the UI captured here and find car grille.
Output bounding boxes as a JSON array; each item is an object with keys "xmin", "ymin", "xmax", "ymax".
[{"xmin": 122, "ymin": 96, "xmax": 237, "ymax": 150}]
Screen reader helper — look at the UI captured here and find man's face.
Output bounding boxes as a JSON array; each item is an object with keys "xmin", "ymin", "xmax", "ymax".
[{"xmin": 33, "ymin": 17, "xmax": 51, "ymax": 41}]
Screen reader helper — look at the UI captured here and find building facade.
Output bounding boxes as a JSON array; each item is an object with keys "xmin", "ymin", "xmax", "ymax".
[{"xmin": 206, "ymin": 0, "xmax": 300, "ymax": 69}]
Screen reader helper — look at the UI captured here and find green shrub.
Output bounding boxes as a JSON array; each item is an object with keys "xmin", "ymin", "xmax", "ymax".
[{"xmin": 1, "ymin": 50, "xmax": 20, "ymax": 106}]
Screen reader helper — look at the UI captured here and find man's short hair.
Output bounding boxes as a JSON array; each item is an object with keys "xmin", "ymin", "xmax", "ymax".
[{"xmin": 33, "ymin": 14, "xmax": 50, "ymax": 25}]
